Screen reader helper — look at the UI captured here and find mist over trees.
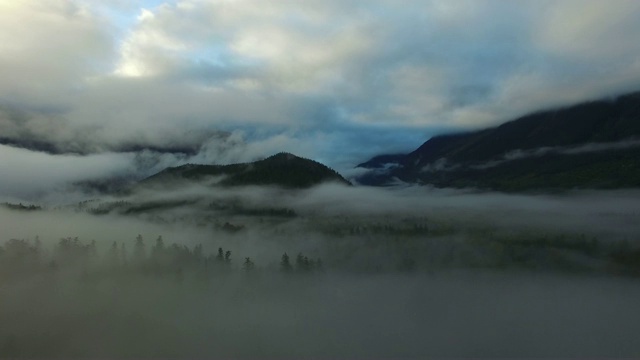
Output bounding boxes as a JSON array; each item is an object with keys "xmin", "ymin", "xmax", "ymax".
[{"xmin": 2, "ymin": 185, "xmax": 640, "ymax": 357}]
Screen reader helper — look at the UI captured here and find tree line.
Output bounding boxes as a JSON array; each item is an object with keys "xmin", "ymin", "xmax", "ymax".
[{"xmin": 0, "ymin": 235, "xmax": 323, "ymax": 281}]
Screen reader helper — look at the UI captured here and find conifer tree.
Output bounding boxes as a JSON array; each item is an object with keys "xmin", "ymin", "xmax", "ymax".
[
  {"xmin": 296, "ymin": 252, "xmax": 305, "ymax": 272},
  {"xmin": 120, "ymin": 242, "xmax": 127, "ymax": 265},
  {"xmin": 109, "ymin": 241, "xmax": 119, "ymax": 266},
  {"xmin": 280, "ymin": 252, "xmax": 292, "ymax": 272},
  {"xmin": 133, "ymin": 234, "xmax": 145, "ymax": 263},
  {"xmin": 303, "ymin": 256, "xmax": 310, "ymax": 272},
  {"xmin": 152, "ymin": 236, "xmax": 165, "ymax": 259},
  {"xmin": 193, "ymin": 244, "xmax": 203, "ymax": 262},
  {"xmin": 243, "ymin": 257, "xmax": 255, "ymax": 272},
  {"xmin": 88, "ymin": 240, "xmax": 97, "ymax": 259}
]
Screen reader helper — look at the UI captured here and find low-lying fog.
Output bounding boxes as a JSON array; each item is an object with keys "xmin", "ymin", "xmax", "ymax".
[{"xmin": 2, "ymin": 184, "xmax": 640, "ymax": 357}]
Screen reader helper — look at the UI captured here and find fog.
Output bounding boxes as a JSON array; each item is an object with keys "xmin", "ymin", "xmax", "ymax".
[
  {"xmin": 469, "ymin": 138, "xmax": 640, "ymax": 170},
  {"xmin": 3, "ymin": 271, "xmax": 640, "ymax": 358},
  {"xmin": 2, "ymin": 184, "xmax": 640, "ymax": 357}
]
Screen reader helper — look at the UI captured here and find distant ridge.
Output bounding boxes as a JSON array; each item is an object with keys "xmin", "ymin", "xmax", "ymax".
[
  {"xmin": 142, "ymin": 152, "xmax": 351, "ymax": 189},
  {"xmin": 356, "ymin": 91, "xmax": 640, "ymax": 191}
]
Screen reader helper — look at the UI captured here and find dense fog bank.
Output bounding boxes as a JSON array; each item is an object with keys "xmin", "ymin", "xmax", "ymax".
[
  {"xmin": 2, "ymin": 270, "xmax": 640, "ymax": 358},
  {"xmin": 2, "ymin": 185, "xmax": 640, "ymax": 357}
]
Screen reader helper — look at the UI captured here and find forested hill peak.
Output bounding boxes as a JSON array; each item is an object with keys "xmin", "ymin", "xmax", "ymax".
[{"xmin": 142, "ymin": 152, "xmax": 351, "ymax": 189}]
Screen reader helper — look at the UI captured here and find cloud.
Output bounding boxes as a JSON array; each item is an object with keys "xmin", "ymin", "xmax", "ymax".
[
  {"xmin": 537, "ymin": 0, "xmax": 640, "ymax": 62},
  {"xmin": 2, "ymin": 0, "xmax": 640, "ymax": 199},
  {"xmin": 0, "ymin": 144, "xmax": 134, "ymax": 199},
  {"xmin": 0, "ymin": 0, "xmax": 113, "ymax": 100}
]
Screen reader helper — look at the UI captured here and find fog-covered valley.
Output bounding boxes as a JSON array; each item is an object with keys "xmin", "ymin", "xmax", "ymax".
[
  {"xmin": 2, "ymin": 184, "xmax": 640, "ymax": 357},
  {"xmin": 4, "ymin": 0, "xmax": 640, "ymax": 357}
]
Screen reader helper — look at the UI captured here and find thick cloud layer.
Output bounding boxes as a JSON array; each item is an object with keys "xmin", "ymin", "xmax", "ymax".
[{"xmin": 1, "ymin": 0, "xmax": 640, "ymax": 198}]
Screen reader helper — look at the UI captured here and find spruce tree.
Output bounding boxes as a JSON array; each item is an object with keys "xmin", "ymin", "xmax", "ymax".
[
  {"xmin": 280, "ymin": 252, "xmax": 292, "ymax": 273},
  {"xmin": 133, "ymin": 235, "xmax": 146, "ymax": 263},
  {"xmin": 243, "ymin": 257, "xmax": 255, "ymax": 272},
  {"xmin": 152, "ymin": 236, "xmax": 165, "ymax": 259}
]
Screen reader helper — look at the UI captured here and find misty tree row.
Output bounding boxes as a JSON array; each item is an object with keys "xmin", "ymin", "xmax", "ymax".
[
  {"xmin": 3, "ymin": 231, "xmax": 640, "ymax": 278},
  {"xmin": 0, "ymin": 236, "xmax": 323, "ymax": 279}
]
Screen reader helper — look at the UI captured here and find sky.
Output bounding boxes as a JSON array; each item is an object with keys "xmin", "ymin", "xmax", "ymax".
[{"xmin": 2, "ymin": 0, "xmax": 640, "ymax": 199}]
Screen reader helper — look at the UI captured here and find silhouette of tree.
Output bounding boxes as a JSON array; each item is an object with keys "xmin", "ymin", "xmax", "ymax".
[
  {"xmin": 243, "ymin": 257, "xmax": 255, "ymax": 272},
  {"xmin": 167, "ymin": 243, "xmax": 191, "ymax": 268},
  {"xmin": 55, "ymin": 237, "xmax": 90, "ymax": 266},
  {"xmin": 5, "ymin": 239, "xmax": 32, "ymax": 261},
  {"xmin": 193, "ymin": 244, "xmax": 203, "ymax": 263},
  {"xmin": 296, "ymin": 252, "xmax": 306, "ymax": 272},
  {"xmin": 88, "ymin": 240, "xmax": 98, "ymax": 259},
  {"xmin": 295, "ymin": 253, "xmax": 303, "ymax": 268},
  {"xmin": 225, "ymin": 250, "xmax": 231, "ymax": 263},
  {"xmin": 109, "ymin": 241, "xmax": 119, "ymax": 266},
  {"xmin": 216, "ymin": 247, "xmax": 224, "ymax": 262},
  {"xmin": 120, "ymin": 242, "xmax": 127, "ymax": 265},
  {"xmin": 280, "ymin": 252, "xmax": 292, "ymax": 272},
  {"xmin": 33, "ymin": 236, "xmax": 42, "ymax": 260},
  {"xmin": 133, "ymin": 234, "xmax": 145, "ymax": 263},
  {"xmin": 303, "ymin": 256, "xmax": 310, "ymax": 272},
  {"xmin": 152, "ymin": 235, "xmax": 165, "ymax": 259}
]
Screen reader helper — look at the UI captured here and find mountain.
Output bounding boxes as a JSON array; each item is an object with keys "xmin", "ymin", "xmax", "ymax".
[
  {"xmin": 141, "ymin": 152, "xmax": 351, "ymax": 189},
  {"xmin": 356, "ymin": 91, "xmax": 640, "ymax": 191}
]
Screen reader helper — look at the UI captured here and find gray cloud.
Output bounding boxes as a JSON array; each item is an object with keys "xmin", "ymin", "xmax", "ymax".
[{"xmin": 1, "ymin": 0, "xmax": 640, "ymax": 198}]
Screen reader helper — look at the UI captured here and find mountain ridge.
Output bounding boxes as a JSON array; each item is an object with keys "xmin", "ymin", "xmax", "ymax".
[{"xmin": 356, "ymin": 91, "xmax": 640, "ymax": 191}]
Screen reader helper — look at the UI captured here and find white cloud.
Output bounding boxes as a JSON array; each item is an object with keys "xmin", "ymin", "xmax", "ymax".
[
  {"xmin": 2, "ymin": 0, "xmax": 640, "ymax": 197},
  {"xmin": 0, "ymin": 144, "xmax": 134, "ymax": 198},
  {"xmin": 537, "ymin": 0, "xmax": 640, "ymax": 61},
  {"xmin": 0, "ymin": 0, "xmax": 113, "ymax": 100},
  {"xmin": 114, "ymin": 6, "xmax": 190, "ymax": 77}
]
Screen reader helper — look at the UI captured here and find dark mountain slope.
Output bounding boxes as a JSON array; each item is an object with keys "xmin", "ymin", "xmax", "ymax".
[
  {"xmin": 357, "ymin": 91, "xmax": 640, "ymax": 191},
  {"xmin": 357, "ymin": 154, "xmax": 406, "ymax": 169},
  {"xmin": 405, "ymin": 91, "xmax": 640, "ymax": 167},
  {"xmin": 142, "ymin": 152, "xmax": 351, "ymax": 189}
]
